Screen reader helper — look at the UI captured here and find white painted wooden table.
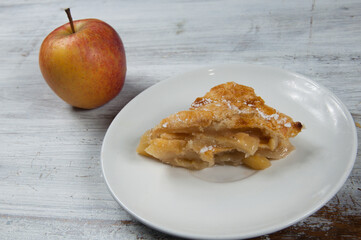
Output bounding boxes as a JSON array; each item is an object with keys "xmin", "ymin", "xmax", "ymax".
[{"xmin": 1, "ymin": 0, "xmax": 360, "ymax": 239}]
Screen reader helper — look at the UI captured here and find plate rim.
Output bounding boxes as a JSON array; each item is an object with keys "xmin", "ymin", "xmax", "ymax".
[{"xmin": 101, "ymin": 63, "xmax": 358, "ymax": 239}]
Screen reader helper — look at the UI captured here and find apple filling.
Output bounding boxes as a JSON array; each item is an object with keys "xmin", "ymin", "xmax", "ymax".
[{"xmin": 137, "ymin": 126, "xmax": 294, "ymax": 170}]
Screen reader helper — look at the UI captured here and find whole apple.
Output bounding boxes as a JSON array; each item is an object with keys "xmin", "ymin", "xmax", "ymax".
[{"xmin": 39, "ymin": 9, "xmax": 126, "ymax": 109}]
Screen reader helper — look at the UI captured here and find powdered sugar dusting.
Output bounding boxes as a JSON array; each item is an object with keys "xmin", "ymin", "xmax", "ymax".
[
  {"xmin": 191, "ymin": 98, "xmax": 213, "ymax": 108},
  {"xmin": 162, "ymin": 122, "xmax": 168, "ymax": 128},
  {"xmin": 255, "ymin": 109, "xmax": 293, "ymax": 127},
  {"xmin": 175, "ymin": 114, "xmax": 182, "ymax": 122},
  {"xmin": 191, "ymin": 96, "xmax": 291, "ymax": 128},
  {"xmin": 256, "ymin": 108, "xmax": 279, "ymax": 121},
  {"xmin": 277, "ymin": 117, "xmax": 287, "ymax": 124},
  {"xmin": 200, "ymin": 145, "xmax": 214, "ymax": 153},
  {"xmin": 222, "ymin": 99, "xmax": 242, "ymax": 114},
  {"xmin": 284, "ymin": 122, "xmax": 291, "ymax": 128}
]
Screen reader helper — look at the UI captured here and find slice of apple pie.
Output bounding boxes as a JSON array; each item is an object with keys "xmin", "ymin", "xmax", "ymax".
[{"xmin": 137, "ymin": 82, "xmax": 302, "ymax": 170}]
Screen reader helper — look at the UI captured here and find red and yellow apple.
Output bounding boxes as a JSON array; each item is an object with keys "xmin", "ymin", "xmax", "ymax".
[{"xmin": 39, "ymin": 9, "xmax": 126, "ymax": 109}]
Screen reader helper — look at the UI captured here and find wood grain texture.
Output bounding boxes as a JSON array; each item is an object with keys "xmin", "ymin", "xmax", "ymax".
[{"xmin": 0, "ymin": 0, "xmax": 360, "ymax": 239}]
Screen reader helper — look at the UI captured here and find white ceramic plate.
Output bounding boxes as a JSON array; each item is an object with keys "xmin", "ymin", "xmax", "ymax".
[{"xmin": 101, "ymin": 64, "xmax": 357, "ymax": 239}]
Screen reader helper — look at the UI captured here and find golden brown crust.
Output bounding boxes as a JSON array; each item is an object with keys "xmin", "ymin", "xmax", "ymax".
[{"xmin": 189, "ymin": 82, "xmax": 302, "ymax": 139}]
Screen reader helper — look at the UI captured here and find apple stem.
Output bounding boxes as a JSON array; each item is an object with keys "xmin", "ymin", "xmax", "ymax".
[{"xmin": 65, "ymin": 8, "xmax": 75, "ymax": 34}]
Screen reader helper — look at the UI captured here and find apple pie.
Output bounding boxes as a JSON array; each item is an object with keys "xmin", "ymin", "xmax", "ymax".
[{"xmin": 137, "ymin": 82, "xmax": 302, "ymax": 170}]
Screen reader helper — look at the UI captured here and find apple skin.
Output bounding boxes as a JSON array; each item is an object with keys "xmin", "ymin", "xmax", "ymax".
[{"xmin": 39, "ymin": 19, "xmax": 126, "ymax": 109}]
